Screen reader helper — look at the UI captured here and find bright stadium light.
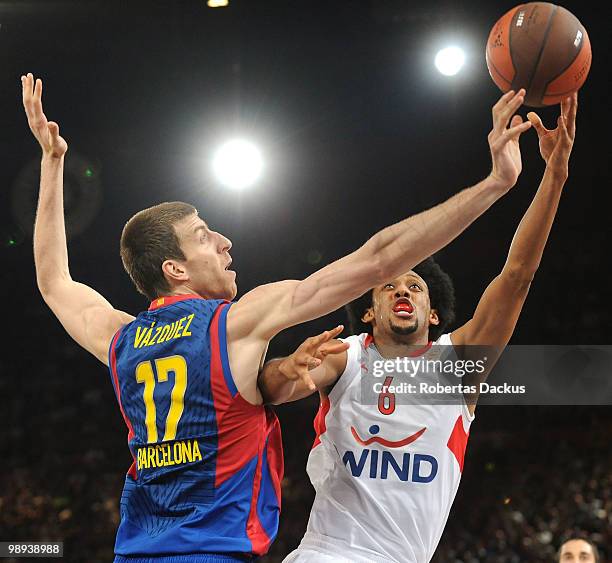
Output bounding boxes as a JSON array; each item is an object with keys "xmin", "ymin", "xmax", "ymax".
[
  {"xmin": 212, "ymin": 139, "xmax": 263, "ymax": 190},
  {"xmin": 434, "ymin": 46, "xmax": 466, "ymax": 76}
]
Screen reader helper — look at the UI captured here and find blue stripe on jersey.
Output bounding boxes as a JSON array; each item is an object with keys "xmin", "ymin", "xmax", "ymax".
[
  {"xmin": 108, "ymin": 328, "xmax": 124, "ymax": 400},
  {"xmin": 256, "ymin": 436, "xmax": 281, "ymax": 541},
  {"xmin": 217, "ymin": 303, "xmax": 238, "ymax": 397},
  {"xmin": 114, "ymin": 554, "xmax": 254, "ymax": 563}
]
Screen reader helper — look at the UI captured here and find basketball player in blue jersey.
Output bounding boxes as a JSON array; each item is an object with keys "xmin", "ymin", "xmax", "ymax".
[
  {"xmin": 22, "ymin": 70, "xmax": 532, "ymax": 563},
  {"xmin": 260, "ymin": 95, "xmax": 578, "ymax": 562}
]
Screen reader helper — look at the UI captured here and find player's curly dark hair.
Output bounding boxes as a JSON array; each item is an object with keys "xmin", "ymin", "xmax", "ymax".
[{"xmin": 345, "ymin": 257, "xmax": 455, "ymax": 342}]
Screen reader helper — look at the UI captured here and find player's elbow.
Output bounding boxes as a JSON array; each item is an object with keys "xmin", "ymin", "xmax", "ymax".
[
  {"xmin": 36, "ymin": 273, "xmax": 71, "ymax": 304},
  {"xmin": 358, "ymin": 240, "xmax": 390, "ymax": 286},
  {"xmin": 502, "ymin": 265, "xmax": 535, "ymax": 292},
  {"xmin": 36, "ymin": 275, "xmax": 56, "ymax": 301},
  {"xmin": 258, "ymin": 375, "xmax": 291, "ymax": 406}
]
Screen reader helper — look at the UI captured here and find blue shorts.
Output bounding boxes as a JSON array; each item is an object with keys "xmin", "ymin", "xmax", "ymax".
[{"xmin": 114, "ymin": 555, "xmax": 257, "ymax": 563}]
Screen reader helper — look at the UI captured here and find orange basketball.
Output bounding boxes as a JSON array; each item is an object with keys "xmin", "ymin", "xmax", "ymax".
[{"xmin": 486, "ymin": 3, "xmax": 591, "ymax": 107}]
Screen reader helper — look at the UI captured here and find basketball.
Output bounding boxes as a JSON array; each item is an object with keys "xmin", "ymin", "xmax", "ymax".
[{"xmin": 486, "ymin": 3, "xmax": 591, "ymax": 107}]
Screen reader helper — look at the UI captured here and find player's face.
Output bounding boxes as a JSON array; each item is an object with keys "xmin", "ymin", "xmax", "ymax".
[
  {"xmin": 365, "ymin": 272, "xmax": 439, "ymax": 341},
  {"xmin": 174, "ymin": 213, "xmax": 237, "ymax": 300},
  {"xmin": 559, "ymin": 540, "xmax": 597, "ymax": 562}
]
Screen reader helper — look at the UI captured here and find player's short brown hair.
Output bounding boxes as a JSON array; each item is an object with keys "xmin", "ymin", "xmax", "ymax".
[{"xmin": 120, "ymin": 201, "xmax": 197, "ymax": 301}]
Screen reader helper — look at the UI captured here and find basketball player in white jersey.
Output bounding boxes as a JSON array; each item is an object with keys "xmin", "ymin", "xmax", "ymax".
[{"xmin": 259, "ymin": 93, "xmax": 578, "ymax": 563}]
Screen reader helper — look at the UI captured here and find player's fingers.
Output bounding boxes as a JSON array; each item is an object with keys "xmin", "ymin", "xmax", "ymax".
[
  {"xmin": 510, "ymin": 114, "xmax": 523, "ymax": 128},
  {"xmin": 561, "ymin": 95, "xmax": 569, "ymax": 116},
  {"xmin": 48, "ymin": 121, "xmax": 60, "ymax": 137},
  {"xmin": 496, "ymin": 120, "xmax": 532, "ymax": 146},
  {"xmin": 319, "ymin": 341, "xmax": 350, "ymax": 357},
  {"xmin": 305, "ymin": 356, "xmax": 322, "ymax": 370},
  {"xmin": 22, "ymin": 74, "xmax": 34, "ymax": 112},
  {"xmin": 498, "ymin": 89, "xmax": 525, "ymax": 130},
  {"xmin": 33, "ymin": 78, "xmax": 44, "ymax": 115},
  {"xmin": 34, "ymin": 77, "xmax": 42, "ymax": 101},
  {"xmin": 557, "ymin": 115, "xmax": 571, "ymax": 145},
  {"xmin": 492, "ymin": 89, "xmax": 515, "ymax": 113},
  {"xmin": 526, "ymin": 112, "xmax": 547, "ymax": 137},
  {"xmin": 328, "ymin": 324, "xmax": 344, "ymax": 338},
  {"xmin": 493, "ymin": 88, "xmax": 521, "ymax": 115},
  {"xmin": 307, "ymin": 325, "xmax": 344, "ymax": 351},
  {"xmin": 299, "ymin": 370, "xmax": 317, "ymax": 392},
  {"xmin": 304, "ymin": 331, "xmax": 329, "ymax": 352},
  {"xmin": 567, "ymin": 92, "xmax": 577, "ymax": 139},
  {"xmin": 20, "ymin": 75, "xmax": 27, "ymax": 103}
]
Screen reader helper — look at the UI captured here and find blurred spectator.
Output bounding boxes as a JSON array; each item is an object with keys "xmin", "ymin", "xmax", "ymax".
[{"xmin": 557, "ymin": 537, "xmax": 600, "ymax": 563}]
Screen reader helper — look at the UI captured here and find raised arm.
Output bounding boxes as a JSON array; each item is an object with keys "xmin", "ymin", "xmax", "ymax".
[
  {"xmin": 23, "ymin": 73, "xmax": 133, "ymax": 365},
  {"xmin": 229, "ymin": 90, "xmax": 532, "ymax": 341},
  {"xmin": 452, "ymin": 93, "xmax": 577, "ymax": 351}
]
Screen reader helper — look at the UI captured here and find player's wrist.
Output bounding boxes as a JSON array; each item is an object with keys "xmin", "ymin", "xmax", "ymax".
[
  {"xmin": 41, "ymin": 151, "xmax": 64, "ymax": 164},
  {"xmin": 543, "ymin": 163, "xmax": 569, "ymax": 183},
  {"xmin": 483, "ymin": 172, "xmax": 513, "ymax": 195}
]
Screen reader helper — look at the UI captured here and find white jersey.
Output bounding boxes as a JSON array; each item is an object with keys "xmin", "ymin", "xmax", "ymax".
[{"xmin": 284, "ymin": 333, "xmax": 474, "ymax": 563}]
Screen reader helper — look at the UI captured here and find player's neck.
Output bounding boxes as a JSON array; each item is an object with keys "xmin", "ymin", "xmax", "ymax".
[
  {"xmin": 372, "ymin": 331, "xmax": 430, "ymax": 359},
  {"xmin": 168, "ymin": 284, "xmax": 203, "ymax": 299}
]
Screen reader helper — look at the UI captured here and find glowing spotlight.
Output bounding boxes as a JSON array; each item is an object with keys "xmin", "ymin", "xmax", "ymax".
[
  {"xmin": 213, "ymin": 140, "xmax": 263, "ymax": 190},
  {"xmin": 434, "ymin": 46, "xmax": 465, "ymax": 76},
  {"xmin": 207, "ymin": 0, "xmax": 229, "ymax": 7}
]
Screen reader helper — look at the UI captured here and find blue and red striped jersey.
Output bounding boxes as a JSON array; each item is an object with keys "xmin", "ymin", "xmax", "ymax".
[{"xmin": 108, "ymin": 294, "xmax": 283, "ymax": 558}]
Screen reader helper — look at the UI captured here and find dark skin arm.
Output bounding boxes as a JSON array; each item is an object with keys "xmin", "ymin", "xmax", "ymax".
[
  {"xmin": 258, "ymin": 326, "xmax": 348, "ymax": 405},
  {"xmin": 452, "ymin": 94, "xmax": 578, "ymax": 414}
]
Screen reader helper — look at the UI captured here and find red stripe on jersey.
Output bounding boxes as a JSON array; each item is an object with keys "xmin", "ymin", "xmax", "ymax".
[
  {"xmin": 110, "ymin": 329, "xmax": 137, "ymax": 479},
  {"xmin": 312, "ymin": 395, "xmax": 331, "ymax": 449},
  {"xmin": 447, "ymin": 415, "xmax": 469, "ymax": 473},
  {"xmin": 363, "ymin": 334, "xmax": 432, "ymax": 357},
  {"xmin": 264, "ymin": 410, "xmax": 284, "ymax": 508},
  {"xmin": 148, "ymin": 293, "xmax": 204, "ymax": 310},
  {"xmin": 209, "ymin": 303, "xmax": 263, "ymax": 487},
  {"xmin": 246, "ymin": 441, "xmax": 271, "ymax": 553},
  {"xmin": 246, "ymin": 411, "xmax": 283, "ymax": 554},
  {"xmin": 408, "ymin": 341, "xmax": 433, "ymax": 357}
]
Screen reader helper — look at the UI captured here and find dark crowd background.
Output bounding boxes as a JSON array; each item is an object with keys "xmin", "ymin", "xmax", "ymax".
[{"xmin": 1, "ymin": 1, "xmax": 610, "ymax": 562}]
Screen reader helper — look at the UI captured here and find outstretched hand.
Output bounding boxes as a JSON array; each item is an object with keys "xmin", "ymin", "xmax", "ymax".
[
  {"xmin": 488, "ymin": 89, "xmax": 532, "ymax": 190},
  {"xmin": 22, "ymin": 73, "xmax": 68, "ymax": 159},
  {"xmin": 527, "ymin": 93, "xmax": 577, "ymax": 178},
  {"xmin": 278, "ymin": 325, "xmax": 349, "ymax": 392}
]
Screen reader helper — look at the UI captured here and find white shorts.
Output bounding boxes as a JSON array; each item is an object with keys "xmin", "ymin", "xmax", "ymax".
[{"xmin": 282, "ymin": 548, "xmax": 356, "ymax": 563}]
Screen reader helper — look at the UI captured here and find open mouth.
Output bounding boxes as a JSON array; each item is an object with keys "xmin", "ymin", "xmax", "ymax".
[
  {"xmin": 224, "ymin": 258, "xmax": 233, "ymax": 271},
  {"xmin": 392, "ymin": 299, "xmax": 414, "ymax": 317}
]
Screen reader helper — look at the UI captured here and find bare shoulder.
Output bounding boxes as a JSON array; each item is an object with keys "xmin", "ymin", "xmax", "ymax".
[
  {"xmin": 227, "ymin": 280, "xmax": 300, "ymax": 341},
  {"xmin": 83, "ymin": 307, "xmax": 135, "ymax": 365}
]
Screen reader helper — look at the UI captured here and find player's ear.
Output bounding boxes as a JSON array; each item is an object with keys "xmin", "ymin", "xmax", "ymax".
[
  {"xmin": 162, "ymin": 259, "xmax": 189, "ymax": 284},
  {"xmin": 429, "ymin": 308, "xmax": 440, "ymax": 327},
  {"xmin": 361, "ymin": 307, "xmax": 375, "ymax": 325}
]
